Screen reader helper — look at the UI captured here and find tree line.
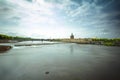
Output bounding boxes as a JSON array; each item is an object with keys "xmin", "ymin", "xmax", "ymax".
[
  {"xmin": 0, "ymin": 34, "xmax": 32, "ymax": 40},
  {"xmin": 92, "ymin": 38, "xmax": 120, "ymax": 46}
]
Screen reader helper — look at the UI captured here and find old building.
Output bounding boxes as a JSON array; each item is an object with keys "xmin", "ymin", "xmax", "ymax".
[{"xmin": 70, "ymin": 33, "xmax": 74, "ymax": 39}]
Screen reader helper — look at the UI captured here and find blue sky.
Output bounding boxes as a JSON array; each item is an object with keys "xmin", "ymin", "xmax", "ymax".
[{"xmin": 0, "ymin": 0, "xmax": 120, "ymax": 38}]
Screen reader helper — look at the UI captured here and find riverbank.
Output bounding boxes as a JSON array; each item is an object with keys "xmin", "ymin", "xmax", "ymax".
[
  {"xmin": 14, "ymin": 43, "xmax": 59, "ymax": 46},
  {"xmin": 51, "ymin": 38, "xmax": 120, "ymax": 46},
  {"xmin": 0, "ymin": 41, "xmax": 61, "ymax": 53},
  {"xmin": 0, "ymin": 45, "xmax": 12, "ymax": 53},
  {"xmin": 0, "ymin": 40, "xmax": 18, "ymax": 43},
  {"xmin": 0, "ymin": 34, "xmax": 120, "ymax": 46},
  {"xmin": 0, "ymin": 38, "xmax": 120, "ymax": 47}
]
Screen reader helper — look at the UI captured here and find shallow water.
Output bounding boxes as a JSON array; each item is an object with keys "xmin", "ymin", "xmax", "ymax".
[{"xmin": 0, "ymin": 42, "xmax": 120, "ymax": 80}]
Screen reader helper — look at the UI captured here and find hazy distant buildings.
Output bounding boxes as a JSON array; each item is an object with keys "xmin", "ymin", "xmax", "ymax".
[{"xmin": 70, "ymin": 33, "xmax": 74, "ymax": 39}]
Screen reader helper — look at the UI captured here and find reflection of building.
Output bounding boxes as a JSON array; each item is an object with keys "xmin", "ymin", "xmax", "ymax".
[
  {"xmin": 70, "ymin": 33, "xmax": 74, "ymax": 39},
  {"xmin": 70, "ymin": 45, "xmax": 74, "ymax": 54}
]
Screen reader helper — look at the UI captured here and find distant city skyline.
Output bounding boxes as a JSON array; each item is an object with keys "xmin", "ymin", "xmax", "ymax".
[{"xmin": 0, "ymin": 0, "xmax": 120, "ymax": 38}]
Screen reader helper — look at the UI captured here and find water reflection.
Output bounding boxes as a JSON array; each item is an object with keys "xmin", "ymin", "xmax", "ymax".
[
  {"xmin": 69, "ymin": 44, "xmax": 74, "ymax": 54},
  {"xmin": 0, "ymin": 43, "xmax": 120, "ymax": 80}
]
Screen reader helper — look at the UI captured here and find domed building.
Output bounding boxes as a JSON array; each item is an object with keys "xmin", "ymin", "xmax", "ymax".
[{"xmin": 70, "ymin": 33, "xmax": 74, "ymax": 39}]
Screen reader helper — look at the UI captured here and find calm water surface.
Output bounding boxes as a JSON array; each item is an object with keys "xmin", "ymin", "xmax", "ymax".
[{"xmin": 0, "ymin": 41, "xmax": 120, "ymax": 80}]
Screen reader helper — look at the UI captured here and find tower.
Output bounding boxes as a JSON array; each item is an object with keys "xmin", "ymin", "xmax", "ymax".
[{"xmin": 70, "ymin": 33, "xmax": 74, "ymax": 39}]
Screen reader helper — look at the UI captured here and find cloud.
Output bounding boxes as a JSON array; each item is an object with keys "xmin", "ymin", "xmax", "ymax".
[{"xmin": 0, "ymin": 0, "xmax": 120, "ymax": 38}]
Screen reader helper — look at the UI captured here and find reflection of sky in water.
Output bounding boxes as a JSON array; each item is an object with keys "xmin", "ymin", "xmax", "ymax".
[
  {"xmin": 0, "ymin": 43, "xmax": 120, "ymax": 80},
  {"xmin": 17, "ymin": 41, "xmax": 57, "ymax": 44}
]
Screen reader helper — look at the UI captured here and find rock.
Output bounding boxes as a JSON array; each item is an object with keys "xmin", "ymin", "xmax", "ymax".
[
  {"xmin": 0, "ymin": 45, "xmax": 12, "ymax": 53},
  {"xmin": 45, "ymin": 71, "xmax": 49, "ymax": 74}
]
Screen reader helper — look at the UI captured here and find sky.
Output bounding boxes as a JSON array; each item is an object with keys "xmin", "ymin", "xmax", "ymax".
[{"xmin": 0, "ymin": 0, "xmax": 120, "ymax": 38}]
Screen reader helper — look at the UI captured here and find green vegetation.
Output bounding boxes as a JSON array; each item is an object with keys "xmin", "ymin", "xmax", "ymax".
[
  {"xmin": 0, "ymin": 34, "xmax": 13, "ymax": 40},
  {"xmin": 103, "ymin": 42, "xmax": 114, "ymax": 46},
  {"xmin": 92, "ymin": 38, "xmax": 120, "ymax": 46},
  {"xmin": 0, "ymin": 34, "xmax": 120, "ymax": 46},
  {"xmin": 0, "ymin": 34, "xmax": 32, "ymax": 41},
  {"xmin": 92, "ymin": 38, "xmax": 120, "ymax": 42}
]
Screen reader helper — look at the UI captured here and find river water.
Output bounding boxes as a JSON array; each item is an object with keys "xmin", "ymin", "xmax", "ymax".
[{"xmin": 0, "ymin": 41, "xmax": 120, "ymax": 80}]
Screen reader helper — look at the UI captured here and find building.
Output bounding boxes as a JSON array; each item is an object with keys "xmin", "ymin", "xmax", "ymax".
[{"xmin": 70, "ymin": 33, "xmax": 74, "ymax": 39}]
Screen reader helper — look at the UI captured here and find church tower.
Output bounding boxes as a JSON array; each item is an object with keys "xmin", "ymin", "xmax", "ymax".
[{"xmin": 70, "ymin": 33, "xmax": 74, "ymax": 39}]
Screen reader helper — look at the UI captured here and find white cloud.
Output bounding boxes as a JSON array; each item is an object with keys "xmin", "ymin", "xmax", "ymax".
[{"xmin": 0, "ymin": 0, "xmax": 120, "ymax": 38}]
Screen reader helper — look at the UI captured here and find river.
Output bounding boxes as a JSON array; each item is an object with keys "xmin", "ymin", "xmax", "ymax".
[{"xmin": 0, "ymin": 41, "xmax": 120, "ymax": 80}]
